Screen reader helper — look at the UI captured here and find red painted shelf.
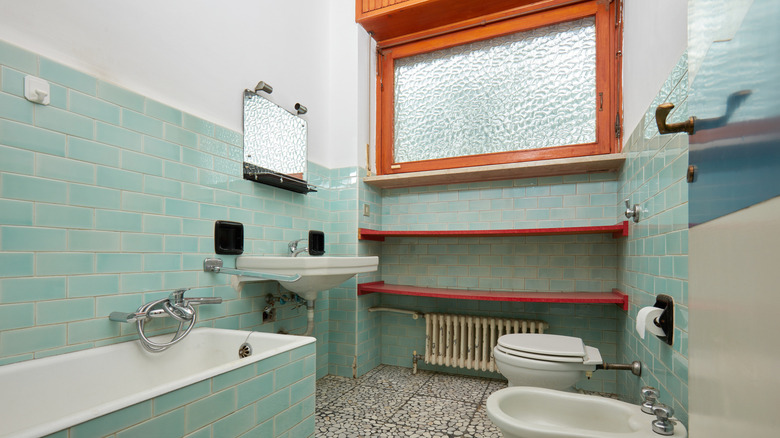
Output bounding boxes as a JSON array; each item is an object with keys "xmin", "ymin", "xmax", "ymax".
[
  {"xmin": 358, "ymin": 221, "xmax": 628, "ymax": 241},
  {"xmin": 357, "ymin": 282, "xmax": 629, "ymax": 310}
]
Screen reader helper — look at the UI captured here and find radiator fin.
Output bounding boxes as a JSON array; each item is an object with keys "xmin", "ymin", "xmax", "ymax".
[{"xmin": 423, "ymin": 313, "xmax": 548, "ymax": 372}]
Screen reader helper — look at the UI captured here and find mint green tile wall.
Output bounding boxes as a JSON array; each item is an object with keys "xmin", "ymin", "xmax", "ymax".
[
  {"xmin": 356, "ymin": 171, "xmax": 624, "ymax": 389},
  {"xmin": 378, "ymin": 233, "xmax": 617, "ymax": 292},
  {"xmin": 356, "ymin": 167, "xmax": 384, "ymax": 377},
  {"xmin": 381, "ymin": 175, "xmax": 619, "ymax": 231},
  {"xmin": 0, "ymin": 40, "xmax": 344, "ymax": 378},
  {"xmin": 378, "ymin": 177, "xmax": 620, "ymax": 290},
  {"xmin": 616, "ymin": 53, "xmax": 689, "ymax": 427},
  {"xmin": 321, "ymin": 167, "xmax": 361, "ymax": 377},
  {"xmin": 44, "ymin": 343, "xmax": 315, "ymax": 438}
]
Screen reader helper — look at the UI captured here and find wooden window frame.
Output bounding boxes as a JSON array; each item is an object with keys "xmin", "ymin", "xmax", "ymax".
[{"xmin": 376, "ymin": 0, "xmax": 622, "ymax": 176}]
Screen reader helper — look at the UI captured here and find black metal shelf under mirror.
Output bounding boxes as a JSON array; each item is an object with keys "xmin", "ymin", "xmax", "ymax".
[{"xmin": 243, "ymin": 163, "xmax": 316, "ymax": 194}]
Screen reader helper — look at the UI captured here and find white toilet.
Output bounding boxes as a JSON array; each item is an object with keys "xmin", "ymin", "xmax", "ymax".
[{"xmin": 493, "ymin": 333, "xmax": 603, "ymax": 390}]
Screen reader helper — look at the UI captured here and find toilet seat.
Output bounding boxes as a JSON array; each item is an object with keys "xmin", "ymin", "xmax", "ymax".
[{"xmin": 496, "ymin": 334, "xmax": 602, "ymax": 365}]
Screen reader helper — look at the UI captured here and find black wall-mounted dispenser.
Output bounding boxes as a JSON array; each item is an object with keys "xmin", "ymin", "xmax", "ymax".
[
  {"xmin": 308, "ymin": 230, "xmax": 325, "ymax": 256},
  {"xmin": 653, "ymin": 294, "xmax": 674, "ymax": 346},
  {"xmin": 214, "ymin": 221, "xmax": 244, "ymax": 255}
]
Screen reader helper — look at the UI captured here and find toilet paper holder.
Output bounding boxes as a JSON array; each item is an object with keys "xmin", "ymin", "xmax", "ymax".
[{"xmin": 651, "ymin": 294, "xmax": 674, "ymax": 346}]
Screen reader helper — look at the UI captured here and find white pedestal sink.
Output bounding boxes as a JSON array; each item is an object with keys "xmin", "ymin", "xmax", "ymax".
[
  {"xmin": 487, "ymin": 387, "xmax": 687, "ymax": 437},
  {"xmin": 234, "ymin": 256, "xmax": 378, "ymax": 300}
]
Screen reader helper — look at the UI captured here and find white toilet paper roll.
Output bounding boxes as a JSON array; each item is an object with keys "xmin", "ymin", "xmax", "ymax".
[{"xmin": 636, "ymin": 306, "xmax": 666, "ymax": 339}]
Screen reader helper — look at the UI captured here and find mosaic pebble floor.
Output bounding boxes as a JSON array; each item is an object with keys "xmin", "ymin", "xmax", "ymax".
[{"xmin": 315, "ymin": 365, "xmax": 507, "ymax": 437}]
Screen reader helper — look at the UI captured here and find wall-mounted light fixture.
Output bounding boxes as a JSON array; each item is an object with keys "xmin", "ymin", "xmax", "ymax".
[
  {"xmin": 254, "ymin": 81, "xmax": 273, "ymax": 94},
  {"xmin": 295, "ymin": 103, "xmax": 307, "ymax": 115}
]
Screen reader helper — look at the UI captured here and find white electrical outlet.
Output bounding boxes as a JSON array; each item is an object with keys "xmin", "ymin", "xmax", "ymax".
[{"xmin": 363, "ymin": 204, "xmax": 370, "ymax": 217}]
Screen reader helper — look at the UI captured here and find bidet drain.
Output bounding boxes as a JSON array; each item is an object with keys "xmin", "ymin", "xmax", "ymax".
[{"xmin": 238, "ymin": 343, "xmax": 252, "ymax": 358}]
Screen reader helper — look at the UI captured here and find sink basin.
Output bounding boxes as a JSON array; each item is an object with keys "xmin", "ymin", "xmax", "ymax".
[
  {"xmin": 486, "ymin": 387, "xmax": 687, "ymax": 438},
  {"xmin": 235, "ymin": 256, "xmax": 378, "ymax": 300}
]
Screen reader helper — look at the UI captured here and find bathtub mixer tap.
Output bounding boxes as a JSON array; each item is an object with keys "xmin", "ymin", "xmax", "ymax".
[
  {"xmin": 167, "ymin": 288, "xmax": 221, "ymax": 320},
  {"xmin": 109, "ymin": 288, "xmax": 222, "ymax": 353}
]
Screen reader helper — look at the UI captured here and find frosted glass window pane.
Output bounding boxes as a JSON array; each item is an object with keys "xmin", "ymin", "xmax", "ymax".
[{"xmin": 394, "ymin": 17, "xmax": 596, "ymax": 163}]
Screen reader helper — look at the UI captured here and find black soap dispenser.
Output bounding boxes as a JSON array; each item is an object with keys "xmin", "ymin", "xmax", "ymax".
[
  {"xmin": 308, "ymin": 230, "xmax": 325, "ymax": 256},
  {"xmin": 214, "ymin": 221, "xmax": 244, "ymax": 255}
]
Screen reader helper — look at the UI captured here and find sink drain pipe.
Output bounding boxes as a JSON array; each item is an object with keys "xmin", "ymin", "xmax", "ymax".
[
  {"xmin": 596, "ymin": 361, "xmax": 642, "ymax": 376},
  {"xmin": 302, "ymin": 300, "xmax": 315, "ymax": 336}
]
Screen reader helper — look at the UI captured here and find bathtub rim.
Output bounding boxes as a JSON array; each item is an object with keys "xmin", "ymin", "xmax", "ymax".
[{"xmin": 0, "ymin": 327, "xmax": 315, "ymax": 438}]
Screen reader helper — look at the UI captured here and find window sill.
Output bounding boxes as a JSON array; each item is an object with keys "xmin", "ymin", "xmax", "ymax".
[{"xmin": 363, "ymin": 153, "xmax": 625, "ymax": 189}]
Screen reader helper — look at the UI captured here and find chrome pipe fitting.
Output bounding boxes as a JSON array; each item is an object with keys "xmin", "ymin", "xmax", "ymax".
[{"xmin": 596, "ymin": 360, "xmax": 642, "ymax": 377}]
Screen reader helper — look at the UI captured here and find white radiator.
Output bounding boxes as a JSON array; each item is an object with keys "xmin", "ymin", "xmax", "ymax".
[{"xmin": 424, "ymin": 313, "xmax": 548, "ymax": 372}]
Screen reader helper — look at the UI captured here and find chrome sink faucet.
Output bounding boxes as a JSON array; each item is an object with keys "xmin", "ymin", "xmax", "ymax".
[{"xmin": 288, "ymin": 238, "xmax": 308, "ymax": 257}]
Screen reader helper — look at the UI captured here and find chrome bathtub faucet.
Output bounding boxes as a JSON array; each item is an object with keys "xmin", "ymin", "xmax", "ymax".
[
  {"xmin": 165, "ymin": 288, "xmax": 222, "ymax": 321},
  {"xmin": 109, "ymin": 288, "xmax": 222, "ymax": 353}
]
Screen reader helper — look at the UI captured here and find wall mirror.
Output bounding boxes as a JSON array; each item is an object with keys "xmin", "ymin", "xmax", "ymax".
[{"xmin": 242, "ymin": 90, "xmax": 314, "ymax": 193}]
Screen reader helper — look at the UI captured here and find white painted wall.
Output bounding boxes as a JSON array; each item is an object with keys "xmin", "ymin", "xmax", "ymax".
[
  {"xmin": 0, "ymin": 0, "xmax": 368, "ymax": 168},
  {"xmin": 324, "ymin": 0, "xmax": 372, "ymax": 169},
  {"xmin": 622, "ymin": 0, "xmax": 688, "ymax": 143}
]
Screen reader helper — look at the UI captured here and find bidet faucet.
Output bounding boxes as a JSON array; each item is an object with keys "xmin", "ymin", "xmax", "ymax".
[
  {"xmin": 640, "ymin": 386, "xmax": 659, "ymax": 414},
  {"xmin": 651, "ymin": 403, "xmax": 676, "ymax": 436},
  {"xmin": 288, "ymin": 239, "xmax": 308, "ymax": 257}
]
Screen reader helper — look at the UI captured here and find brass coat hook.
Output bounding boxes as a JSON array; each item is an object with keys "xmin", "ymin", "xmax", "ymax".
[
  {"xmin": 655, "ymin": 104, "xmax": 695, "ymax": 135},
  {"xmin": 656, "ymin": 90, "xmax": 751, "ymax": 136}
]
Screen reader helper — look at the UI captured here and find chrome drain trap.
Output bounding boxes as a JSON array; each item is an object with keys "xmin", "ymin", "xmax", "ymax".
[{"xmin": 238, "ymin": 342, "xmax": 252, "ymax": 358}]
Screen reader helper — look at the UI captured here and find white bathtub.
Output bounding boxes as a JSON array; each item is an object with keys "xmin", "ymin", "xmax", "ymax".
[{"xmin": 0, "ymin": 328, "xmax": 315, "ymax": 438}]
